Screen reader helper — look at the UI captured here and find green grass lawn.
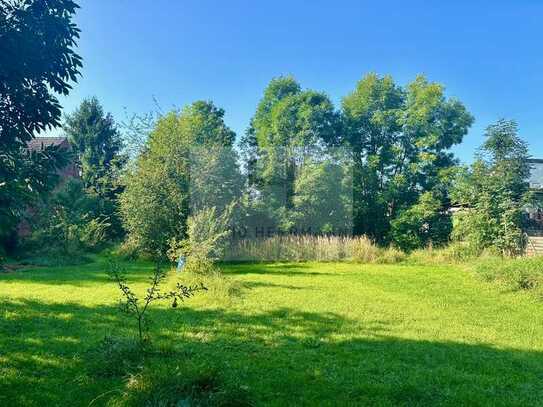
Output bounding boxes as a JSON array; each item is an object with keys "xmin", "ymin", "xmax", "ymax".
[{"xmin": 1, "ymin": 258, "xmax": 543, "ymax": 406}]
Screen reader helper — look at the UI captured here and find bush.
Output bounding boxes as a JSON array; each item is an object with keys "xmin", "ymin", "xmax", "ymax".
[
  {"xmin": 22, "ymin": 179, "xmax": 110, "ymax": 259},
  {"xmin": 391, "ymin": 192, "xmax": 452, "ymax": 252},
  {"xmin": 170, "ymin": 205, "xmax": 233, "ymax": 274}
]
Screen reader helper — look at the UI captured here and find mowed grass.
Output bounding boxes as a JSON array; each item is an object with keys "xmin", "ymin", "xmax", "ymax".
[{"xmin": 1, "ymin": 257, "xmax": 543, "ymax": 406}]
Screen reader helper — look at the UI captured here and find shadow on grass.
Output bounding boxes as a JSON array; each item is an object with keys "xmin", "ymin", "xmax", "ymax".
[
  {"xmin": 0, "ymin": 259, "xmax": 157, "ymax": 285},
  {"xmin": 0, "ymin": 262, "xmax": 337, "ymax": 287},
  {"xmin": 1, "ymin": 298, "xmax": 542, "ymax": 406}
]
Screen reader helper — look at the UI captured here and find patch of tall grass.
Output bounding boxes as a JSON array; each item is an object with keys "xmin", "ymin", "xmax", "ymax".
[
  {"xmin": 405, "ymin": 242, "xmax": 490, "ymax": 265},
  {"xmin": 106, "ymin": 359, "xmax": 253, "ymax": 406},
  {"xmin": 224, "ymin": 235, "xmax": 407, "ymax": 264},
  {"xmin": 223, "ymin": 235, "xmax": 511, "ymax": 266},
  {"xmin": 473, "ymin": 256, "xmax": 543, "ymax": 297},
  {"xmin": 176, "ymin": 268, "xmax": 241, "ymax": 306},
  {"xmin": 225, "ymin": 235, "xmax": 350, "ymax": 262}
]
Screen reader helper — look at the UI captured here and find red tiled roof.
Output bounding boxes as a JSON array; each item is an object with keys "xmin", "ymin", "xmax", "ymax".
[{"xmin": 27, "ymin": 137, "xmax": 69, "ymax": 151}]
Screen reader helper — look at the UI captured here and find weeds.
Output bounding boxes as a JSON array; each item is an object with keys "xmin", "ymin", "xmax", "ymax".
[
  {"xmin": 107, "ymin": 260, "xmax": 207, "ymax": 345},
  {"xmin": 109, "ymin": 364, "xmax": 253, "ymax": 406},
  {"xmin": 85, "ymin": 335, "xmax": 143, "ymax": 378},
  {"xmin": 226, "ymin": 235, "xmax": 407, "ymax": 264},
  {"xmin": 473, "ymin": 256, "xmax": 543, "ymax": 296}
]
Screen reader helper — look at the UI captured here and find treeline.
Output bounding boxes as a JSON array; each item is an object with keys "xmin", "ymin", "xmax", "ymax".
[
  {"xmin": 117, "ymin": 74, "xmax": 534, "ymax": 259},
  {"xmin": 1, "ymin": 0, "xmax": 536, "ymax": 263}
]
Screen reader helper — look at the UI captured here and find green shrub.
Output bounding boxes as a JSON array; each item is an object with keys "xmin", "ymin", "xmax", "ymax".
[
  {"xmin": 22, "ymin": 179, "xmax": 110, "ymax": 260},
  {"xmin": 170, "ymin": 205, "xmax": 234, "ymax": 274},
  {"xmin": 391, "ymin": 192, "xmax": 452, "ymax": 252}
]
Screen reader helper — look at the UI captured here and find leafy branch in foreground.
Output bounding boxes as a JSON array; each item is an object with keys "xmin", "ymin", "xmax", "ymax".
[{"xmin": 107, "ymin": 260, "xmax": 206, "ymax": 345}]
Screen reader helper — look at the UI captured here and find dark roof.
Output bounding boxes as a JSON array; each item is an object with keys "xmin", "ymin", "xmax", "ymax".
[{"xmin": 27, "ymin": 137, "xmax": 68, "ymax": 151}]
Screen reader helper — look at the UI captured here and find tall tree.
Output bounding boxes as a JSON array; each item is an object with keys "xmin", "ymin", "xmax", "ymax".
[
  {"xmin": 243, "ymin": 76, "xmax": 341, "ymax": 232},
  {"xmin": 120, "ymin": 101, "xmax": 242, "ymax": 256},
  {"xmin": 0, "ymin": 0, "xmax": 82, "ymax": 251},
  {"xmin": 451, "ymin": 120, "xmax": 532, "ymax": 256},
  {"xmin": 64, "ymin": 97, "xmax": 125, "ymax": 196},
  {"xmin": 341, "ymin": 73, "xmax": 473, "ymax": 243},
  {"xmin": 63, "ymin": 97, "xmax": 126, "ymax": 238}
]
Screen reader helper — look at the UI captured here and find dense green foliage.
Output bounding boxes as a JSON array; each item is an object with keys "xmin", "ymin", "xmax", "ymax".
[
  {"xmin": 64, "ymin": 97, "xmax": 126, "ymax": 238},
  {"xmin": 452, "ymin": 120, "xmax": 532, "ymax": 256},
  {"xmin": 391, "ymin": 191, "xmax": 452, "ymax": 252},
  {"xmin": 24, "ymin": 179, "xmax": 110, "ymax": 258},
  {"xmin": 342, "ymin": 74, "xmax": 473, "ymax": 243},
  {"xmin": 2, "ymin": 257, "xmax": 543, "ymax": 405},
  {"xmin": 239, "ymin": 74, "xmax": 473, "ymax": 247},
  {"xmin": 0, "ymin": 0, "xmax": 81, "ymax": 252},
  {"xmin": 242, "ymin": 76, "xmax": 342, "ymax": 233},
  {"xmin": 120, "ymin": 101, "xmax": 241, "ymax": 257}
]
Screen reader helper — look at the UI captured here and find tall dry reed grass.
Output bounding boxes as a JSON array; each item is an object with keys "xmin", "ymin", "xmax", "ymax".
[{"xmin": 224, "ymin": 235, "xmax": 405, "ymax": 263}]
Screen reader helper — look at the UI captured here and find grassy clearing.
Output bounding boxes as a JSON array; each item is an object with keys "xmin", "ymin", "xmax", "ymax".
[{"xmin": 1, "ymin": 257, "xmax": 543, "ymax": 406}]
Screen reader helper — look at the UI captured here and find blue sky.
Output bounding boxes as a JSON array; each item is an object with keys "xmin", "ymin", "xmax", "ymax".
[{"xmin": 58, "ymin": 0, "xmax": 543, "ymax": 162}]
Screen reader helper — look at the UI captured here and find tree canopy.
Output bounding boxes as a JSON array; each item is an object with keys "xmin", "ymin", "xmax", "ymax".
[
  {"xmin": 0, "ymin": 0, "xmax": 81, "ymax": 252},
  {"xmin": 452, "ymin": 120, "xmax": 532, "ymax": 255},
  {"xmin": 64, "ymin": 97, "xmax": 124, "ymax": 197},
  {"xmin": 120, "ymin": 101, "xmax": 242, "ymax": 256},
  {"xmin": 341, "ymin": 73, "xmax": 473, "ymax": 242}
]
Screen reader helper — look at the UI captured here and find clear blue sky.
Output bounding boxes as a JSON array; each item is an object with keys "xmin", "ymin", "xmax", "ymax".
[{"xmin": 58, "ymin": 0, "xmax": 543, "ymax": 162}]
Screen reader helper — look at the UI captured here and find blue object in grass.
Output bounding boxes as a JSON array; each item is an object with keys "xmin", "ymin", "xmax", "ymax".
[{"xmin": 176, "ymin": 256, "xmax": 186, "ymax": 272}]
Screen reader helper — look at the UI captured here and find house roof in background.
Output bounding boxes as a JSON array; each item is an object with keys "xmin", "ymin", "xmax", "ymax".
[{"xmin": 27, "ymin": 137, "xmax": 68, "ymax": 151}]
